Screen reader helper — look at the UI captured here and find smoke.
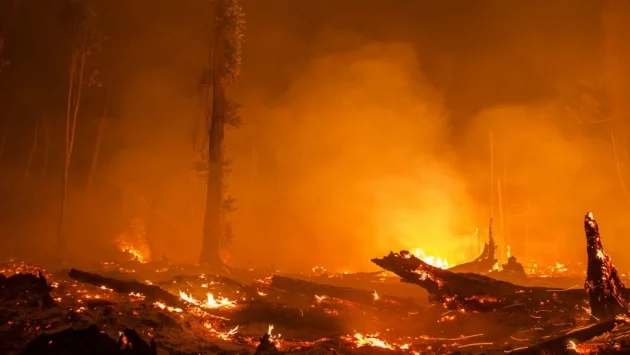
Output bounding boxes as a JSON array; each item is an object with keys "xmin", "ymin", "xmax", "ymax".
[
  {"xmin": 227, "ymin": 32, "xmax": 477, "ymax": 270},
  {"xmin": 463, "ymin": 103, "xmax": 630, "ymax": 268}
]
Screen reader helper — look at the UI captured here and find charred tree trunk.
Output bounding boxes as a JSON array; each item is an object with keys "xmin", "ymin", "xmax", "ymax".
[
  {"xmin": 87, "ymin": 89, "xmax": 108, "ymax": 192},
  {"xmin": 199, "ymin": 0, "xmax": 244, "ymax": 268},
  {"xmin": 200, "ymin": 0, "xmax": 228, "ymax": 268},
  {"xmin": 583, "ymin": 212, "xmax": 627, "ymax": 320}
]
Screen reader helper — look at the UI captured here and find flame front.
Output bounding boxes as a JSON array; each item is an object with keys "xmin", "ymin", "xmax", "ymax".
[{"xmin": 413, "ymin": 248, "xmax": 451, "ymax": 269}]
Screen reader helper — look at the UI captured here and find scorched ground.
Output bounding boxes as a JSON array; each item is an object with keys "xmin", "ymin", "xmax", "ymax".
[{"xmin": 1, "ymin": 212, "xmax": 630, "ymax": 354}]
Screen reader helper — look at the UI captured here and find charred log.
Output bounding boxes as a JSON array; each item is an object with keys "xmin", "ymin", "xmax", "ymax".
[
  {"xmin": 371, "ymin": 250, "xmax": 586, "ymax": 312},
  {"xmin": 19, "ymin": 324, "xmax": 156, "ymax": 355},
  {"xmin": 68, "ymin": 269, "xmax": 186, "ymax": 308},
  {"xmin": 584, "ymin": 212, "xmax": 628, "ymax": 320},
  {"xmin": 449, "ymin": 219, "xmax": 497, "ymax": 274},
  {"xmin": 270, "ymin": 275, "xmax": 417, "ymax": 310},
  {"xmin": 505, "ymin": 318, "xmax": 617, "ymax": 355}
]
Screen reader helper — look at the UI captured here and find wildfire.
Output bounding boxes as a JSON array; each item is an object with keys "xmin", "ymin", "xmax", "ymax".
[
  {"xmin": 412, "ymin": 248, "xmax": 451, "ymax": 269},
  {"xmin": 347, "ymin": 333, "xmax": 402, "ymax": 350},
  {"xmin": 178, "ymin": 290, "xmax": 237, "ymax": 309}
]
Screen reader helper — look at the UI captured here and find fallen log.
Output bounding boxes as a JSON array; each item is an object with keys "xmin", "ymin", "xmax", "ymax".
[
  {"xmin": 584, "ymin": 212, "xmax": 628, "ymax": 320},
  {"xmin": 505, "ymin": 318, "xmax": 617, "ymax": 355},
  {"xmin": 68, "ymin": 268, "xmax": 186, "ymax": 309},
  {"xmin": 270, "ymin": 275, "xmax": 417, "ymax": 310},
  {"xmin": 372, "ymin": 250, "xmax": 586, "ymax": 312}
]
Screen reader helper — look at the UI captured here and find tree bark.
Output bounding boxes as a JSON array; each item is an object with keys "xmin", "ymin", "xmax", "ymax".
[{"xmin": 200, "ymin": 0, "xmax": 228, "ymax": 267}]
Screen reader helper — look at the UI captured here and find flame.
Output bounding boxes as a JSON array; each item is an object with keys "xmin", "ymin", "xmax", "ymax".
[
  {"xmin": 349, "ymin": 333, "xmax": 394, "ymax": 349},
  {"xmin": 203, "ymin": 322, "xmax": 240, "ymax": 340},
  {"xmin": 205, "ymin": 293, "xmax": 237, "ymax": 309},
  {"xmin": 372, "ymin": 290, "xmax": 379, "ymax": 301},
  {"xmin": 178, "ymin": 290, "xmax": 237, "ymax": 309},
  {"xmin": 413, "ymin": 248, "xmax": 451, "ymax": 269}
]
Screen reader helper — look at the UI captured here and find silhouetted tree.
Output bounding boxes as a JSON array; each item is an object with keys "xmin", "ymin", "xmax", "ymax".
[
  {"xmin": 199, "ymin": 0, "xmax": 244, "ymax": 267},
  {"xmin": 56, "ymin": 0, "xmax": 103, "ymax": 255}
]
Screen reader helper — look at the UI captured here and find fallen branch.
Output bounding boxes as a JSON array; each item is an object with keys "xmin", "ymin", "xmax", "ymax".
[{"xmin": 68, "ymin": 268, "xmax": 186, "ymax": 308}]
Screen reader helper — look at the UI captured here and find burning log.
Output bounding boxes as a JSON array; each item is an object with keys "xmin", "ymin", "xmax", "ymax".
[
  {"xmin": 19, "ymin": 324, "xmax": 157, "ymax": 355},
  {"xmin": 584, "ymin": 212, "xmax": 628, "ymax": 320},
  {"xmin": 68, "ymin": 269, "xmax": 186, "ymax": 308},
  {"xmin": 448, "ymin": 219, "xmax": 498, "ymax": 274},
  {"xmin": 371, "ymin": 250, "xmax": 586, "ymax": 312},
  {"xmin": 505, "ymin": 318, "xmax": 618, "ymax": 355},
  {"xmin": 270, "ymin": 275, "xmax": 417, "ymax": 310}
]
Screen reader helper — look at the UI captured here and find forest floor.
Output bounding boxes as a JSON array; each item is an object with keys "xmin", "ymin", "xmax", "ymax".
[{"xmin": 1, "ymin": 257, "xmax": 630, "ymax": 355}]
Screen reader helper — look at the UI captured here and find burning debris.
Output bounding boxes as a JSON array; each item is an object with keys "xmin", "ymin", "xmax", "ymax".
[{"xmin": 1, "ymin": 212, "xmax": 630, "ymax": 354}]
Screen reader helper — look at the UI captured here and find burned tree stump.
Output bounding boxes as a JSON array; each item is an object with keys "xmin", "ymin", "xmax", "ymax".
[
  {"xmin": 584, "ymin": 212, "xmax": 628, "ymax": 320},
  {"xmin": 448, "ymin": 219, "xmax": 497, "ymax": 274}
]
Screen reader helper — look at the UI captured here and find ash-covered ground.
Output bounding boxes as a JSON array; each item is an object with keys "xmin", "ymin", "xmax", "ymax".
[{"xmin": 1, "ymin": 254, "xmax": 630, "ymax": 355}]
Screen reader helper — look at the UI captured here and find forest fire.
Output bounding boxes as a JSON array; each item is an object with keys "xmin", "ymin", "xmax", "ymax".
[{"xmin": 1, "ymin": 212, "xmax": 630, "ymax": 354}]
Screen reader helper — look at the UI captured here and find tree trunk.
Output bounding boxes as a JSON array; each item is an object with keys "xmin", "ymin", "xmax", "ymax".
[
  {"xmin": 24, "ymin": 117, "xmax": 40, "ymax": 179},
  {"xmin": 87, "ymin": 89, "xmax": 108, "ymax": 192},
  {"xmin": 200, "ymin": 0, "xmax": 228, "ymax": 267},
  {"xmin": 57, "ymin": 42, "xmax": 87, "ymax": 256}
]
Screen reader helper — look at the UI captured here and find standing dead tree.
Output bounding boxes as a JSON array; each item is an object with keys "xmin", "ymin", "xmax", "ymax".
[
  {"xmin": 56, "ymin": 1, "xmax": 103, "ymax": 255},
  {"xmin": 198, "ymin": 0, "xmax": 245, "ymax": 268}
]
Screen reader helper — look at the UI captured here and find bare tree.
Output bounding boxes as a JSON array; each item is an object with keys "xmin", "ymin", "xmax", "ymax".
[
  {"xmin": 199, "ymin": 0, "xmax": 245, "ymax": 268},
  {"xmin": 56, "ymin": 1, "xmax": 103, "ymax": 255}
]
